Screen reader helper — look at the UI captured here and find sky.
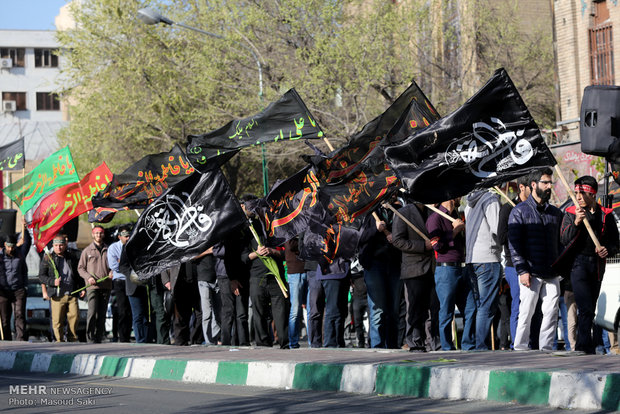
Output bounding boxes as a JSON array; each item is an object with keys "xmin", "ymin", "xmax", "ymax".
[{"xmin": 0, "ymin": 0, "xmax": 69, "ymax": 30}]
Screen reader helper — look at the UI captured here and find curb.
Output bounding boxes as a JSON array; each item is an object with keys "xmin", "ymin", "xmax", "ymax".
[{"xmin": 1, "ymin": 350, "xmax": 618, "ymax": 410}]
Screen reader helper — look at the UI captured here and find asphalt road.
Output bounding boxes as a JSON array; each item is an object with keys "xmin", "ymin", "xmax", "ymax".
[{"xmin": 0, "ymin": 372, "xmax": 602, "ymax": 414}]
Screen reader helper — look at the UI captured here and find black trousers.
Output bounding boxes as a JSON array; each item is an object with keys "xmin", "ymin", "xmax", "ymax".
[
  {"xmin": 149, "ymin": 277, "xmax": 171, "ymax": 345},
  {"xmin": 172, "ymin": 277, "xmax": 202, "ymax": 346},
  {"xmin": 113, "ymin": 279, "xmax": 133, "ymax": 342},
  {"xmin": 250, "ymin": 275, "xmax": 289, "ymax": 348},
  {"xmin": 571, "ymin": 255, "xmax": 602, "ymax": 354},
  {"xmin": 0, "ymin": 287, "xmax": 26, "ymax": 341},
  {"xmin": 403, "ymin": 271, "xmax": 433, "ymax": 349},
  {"xmin": 219, "ymin": 277, "xmax": 250, "ymax": 346},
  {"xmin": 307, "ymin": 271, "xmax": 325, "ymax": 348}
]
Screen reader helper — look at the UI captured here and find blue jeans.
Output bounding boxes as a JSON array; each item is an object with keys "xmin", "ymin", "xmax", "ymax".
[
  {"xmin": 504, "ymin": 266, "xmax": 520, "ymax": 349},
  {"xmin": 287, "ymin": 272, "xmax": 308, "ymax": 348},
  {"xmin": 364, "ymin": 262, "xmax": 401, "ymax": 348},
  {"xmin": 434, "ymin": 265, "xmax": 476, "ymax": 350},
  {"xmin": 321, "ymin": 278, "xmax": 348, "ymax": 348},
  {"xmin": 468, "ymin": 262, "xmax": 501, "ymax": 350},
  {"xmin": 553, "ymin": 295, "xmax": 570, "ymax": 351},
  {"xmin": 127, "ymin": 288, "xmax": 150, "ymax": 343}
]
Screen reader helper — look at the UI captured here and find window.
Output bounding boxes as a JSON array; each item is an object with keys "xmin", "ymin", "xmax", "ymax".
[
  {"xmin": 36, "ymin": 92, "xmax": 60, "ymax": 111},
  {"xmin": 1, "ymin": 92, "xmax": 27, "ymax": 110},
  {"xmin": 589, "ymin": 1, "xmax": 614, "ymax": 85},
  {"xmin": 0, "ymin": 48, "xmax": 25, "ymax": 67},
  {"xmin": 34, "ymin": 49, "xmax": 58, "ymax": 68}
]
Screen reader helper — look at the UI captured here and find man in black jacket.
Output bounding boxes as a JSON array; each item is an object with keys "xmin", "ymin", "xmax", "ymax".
[
  {"xmin": 558, "ymin": 175, "xmax": 619, "ymax": 354},
  {"xmin": 38, "ymin": 234, "xmax": 85, "ymax": 342}
]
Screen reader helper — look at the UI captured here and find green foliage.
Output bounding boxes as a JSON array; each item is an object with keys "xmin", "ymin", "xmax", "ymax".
[{"xmin": 57, "ymin": 0, "xmax": 556, "ymax": 193}]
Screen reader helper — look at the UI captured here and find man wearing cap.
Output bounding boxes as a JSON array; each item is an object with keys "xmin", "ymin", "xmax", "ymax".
[
  {"xmin": 557, "ymin": 175, "xmax": 619, "ymax": 354},
  {"xmin": 39, "ymin": 234, "xmax": 85, "ymax": 342},
  {"xmin": 107, "ymin": 226, "xmax": 133, "ymax": 342},
  {"xmin": 78, "ymin": 226, "xmax": 112, "ymax": 343},
  {"xmin": 0, "ymin": 228, "xmax": 31, "ymax": 341}
]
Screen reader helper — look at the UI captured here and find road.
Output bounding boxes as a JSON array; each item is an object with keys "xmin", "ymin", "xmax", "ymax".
[{"xmin": 0, "ymin": 372, "xmax": 598, "ymax": 414}]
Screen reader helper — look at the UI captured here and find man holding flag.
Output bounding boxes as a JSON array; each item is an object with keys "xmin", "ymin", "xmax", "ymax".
[
  {"xmin": 78, "ymin": 226, "xmax": 112, "ymax": 343},
  {"xmin": 0, "ymin": 227, "xmax": 31, "ymax": 341}
]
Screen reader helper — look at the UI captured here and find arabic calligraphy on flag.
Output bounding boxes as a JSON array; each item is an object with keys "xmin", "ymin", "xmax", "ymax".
[
  {"xmin": 126, "ymin": 168, "xmax": 247, "ymax": 278},
  {"xmin": 30, "ymin": 162, "xmax": 112, "ymax": 251},
  {"xmin": 385, "ymin": 68, "xmax": 557, "ymax": 204},
  {"xmin": 0, "ymin": 138, "xmax": 25, "ymax": 171},
  {"xmin": 92, "ymin": 144, "xmax": 194, "ymax": 210},
  {"xmin": 187, "ymin": 89, "xmax": 324, "ymax": 171},
  {"xmin": 4, "ymin": 146, "xmax": 78, "ymax": 214}
]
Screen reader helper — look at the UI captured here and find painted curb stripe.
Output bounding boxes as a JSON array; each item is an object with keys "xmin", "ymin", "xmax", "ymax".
[
  {"xmin": 601, "ymin": 373, "xmax": 620, "ymax": 411},
  {"xmin": 487, "ymin": 370, "xmax": 551, "ymax": 406},
  {"xmin": 247, "ymin": 361, "xmax": 296, "ymax": 389},
  {"xmin": 12, "ymin": 352, "xmax": 35, "ymax": 372},
  {"xmin": 340, "ymin": 364, "xmax": 377, "ymax": 394},
  {"xmin": 70, "ymin": 354, "xmax": 101, "ymax": 375},
  {"xmin": 293, "ymin": 363, "xmax": 344, "ymax": 392},
  {"xmin": 48, "ymin": 354, "xmax": 76, "ymax": 374},
  {"xmin": 430, "ymin": 367, "xmax": 490, "ymax": 400},
  {"xmin": 549, "ymin": 372, "xmax": 605, "ymax": 409},
  {"xmin": 182, "ymin": 360, "xmax": 219, "ymax": 384},
  {"xmin": 30, "ymin": 353, "xmax": 52, "ymax": 372},
  {"xmin": 124, "ymin": 358, "xmax": 157, "ymax": 379},
  {"xmin": 375, "ymin": 364, "xmax": 431, "ymax": 398},
  {"xmin": 151, "ymin": 359, "xmax": 187, "ymax": 381},
  {"xmin": 216, "ymin": 361, "xmax": 248, "ymax": 385},
  {"xmin": 99, "ymin": 356, "xmax": 129, "ymax": 377},
  {"xmin": 0, "ymin": 351, "xmax": 16, "ymax": 370}
]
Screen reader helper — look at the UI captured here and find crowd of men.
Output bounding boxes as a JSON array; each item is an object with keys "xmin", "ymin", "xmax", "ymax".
[{"xmin": 0, "ymin": 170, "xmax": 618, "ymax": 355}]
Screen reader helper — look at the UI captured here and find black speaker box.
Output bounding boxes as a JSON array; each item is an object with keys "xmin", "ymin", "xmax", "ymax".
[
  {"xmin": 0, "ymin": 209, "xmax": 17, "ymax": 240},
  {"xmin": 580, "ymin": 85, "xmax": 620, "ymax": 156}
]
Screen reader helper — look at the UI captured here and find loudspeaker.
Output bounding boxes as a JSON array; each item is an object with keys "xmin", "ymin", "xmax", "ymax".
[
  {"xmin": 60, "ymin": 216, "xmax": 79, "ymax": 243},
  {"xmin": 580, "ymin": 85, "xmax": 620, "ymax": 156},
  {"xmin": 0, "ymin": 209, "xmax": 17, "ymax": 240}
]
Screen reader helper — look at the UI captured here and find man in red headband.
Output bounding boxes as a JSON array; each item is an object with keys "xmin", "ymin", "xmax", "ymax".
[{"xmin": 558, "ymin": 175, "xmax": 619, "ymax": 354}]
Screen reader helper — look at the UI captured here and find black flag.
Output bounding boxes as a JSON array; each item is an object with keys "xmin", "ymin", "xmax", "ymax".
[
  {"xmin": 187, "ymin": 89, "xmax": 324, "ymax": 171},
  {"xmin": 385, "ymin": 68, "xmax": 557, "ymax": 204},
  {"xmin": 0, "ymin": 137, "xmax": 25, "ymax": 171},
  {"xmin": 126, "ymin": 168, "xmax": 246, "ymax": 278},
  {"xmin": 245, "ymin": 166, "xmax": 327, "ymax": 246},
  {"xmin": 92, "ymin": 144, "xmax": 195, "ymax": 210},
  {"xmin": 308, "ymin": 80, "xmax": 440, "ymax": 227}
]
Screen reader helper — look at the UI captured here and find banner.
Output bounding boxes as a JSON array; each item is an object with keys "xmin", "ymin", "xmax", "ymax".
[
  {"xmin": 385, "ymin": 68, "xmax": 557, "ymax": 204},
  {"xmin": 187, "ymin": 89, "xmax": 324, "ymax": 171},
  {"xmin": 126, "ymin": 169, "xmax": 247, "ymax": 278},
  {"xmin": 30, "ymin": 162, "xmax": 112, "ymax": 251},
  {"xmin": 0, "ymin": 138, "xmax": 25, "ymax": 171},
  {"xmin": 4, "ymin": 146, "xmax": 78, "ymax": 214},
  {"xmin": 309, "ymin": 80, "xmax": 439, "ymax": 227},
  {"xmin": 246, "ymin": 166, "xmax": 326, "ymax": 246},
  {"xmin": 298, "ymin": 218, "xmax": 362, "ymax": 269},
  {"xmin": 92, "ymin": 144, "xmax": 194, "ymax": 210},
  {"xmin": 307, "ymin": 80, "xmax": 439, "ymax": 185}
]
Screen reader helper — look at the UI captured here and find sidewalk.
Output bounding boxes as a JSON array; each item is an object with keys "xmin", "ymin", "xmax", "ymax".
[{"xmin": 1, "ymin": 341, "xmax": 619, "ymax": 411}]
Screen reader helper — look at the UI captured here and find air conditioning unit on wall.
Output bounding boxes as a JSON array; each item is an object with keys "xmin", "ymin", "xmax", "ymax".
[
  {"xmin": 0, "ymin": 58, "xmax": 12, "ymax": 69},
  {"xmin": 2, "ymin": 101, "xmax": 17, "ymax": 112}
]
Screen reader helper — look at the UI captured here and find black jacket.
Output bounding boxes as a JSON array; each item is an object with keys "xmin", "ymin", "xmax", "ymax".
[{"xmin": 38, "ymin": 249, "xmax": 84, "ymax": 297}]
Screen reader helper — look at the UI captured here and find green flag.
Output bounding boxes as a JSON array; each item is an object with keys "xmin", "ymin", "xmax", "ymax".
[{"xmin": 4, "ymin": 146, "xmax": 79, "ymax": 214}]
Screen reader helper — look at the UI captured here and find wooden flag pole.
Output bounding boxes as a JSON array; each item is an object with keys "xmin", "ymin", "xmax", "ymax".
[
  {"xmin": 426, "ymin": 204, "xmax": 456, "ymax": 223},
  {"xmin": 493, "ymin": 186, "xmax": 516, "ymax": 207},
  {"xmin": 323, "ymin": 137, "xmax": 335, "ymax": 152},
  {"xmin": 553, "ymin": 164, "xmax": 601, "ymax": 249},
  {"xmin": 382, "ymin": 203, "xmax": 430, "ymax": 242}
]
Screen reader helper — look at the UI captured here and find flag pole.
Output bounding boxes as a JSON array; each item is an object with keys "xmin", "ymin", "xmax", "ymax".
[
  {"xmin": 493, "ymin": 186, "xmax": 515, "ymax": 207},
  {"xmin": 382, "ymin": 203, "xmax": 430, "ymax": 242},
  {"xmin": 426, "ymin": 204, "xmax": 456, "ymax": 223},
  {"xmin": 323, "ymin": 138, "xmax": 335, "ymax": 152},
  {"xmin": 553, "ymin": 164, "xmax": 602, "ymax": 249}
]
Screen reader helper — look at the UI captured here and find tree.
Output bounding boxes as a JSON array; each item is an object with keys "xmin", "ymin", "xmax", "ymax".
[{"xmin": 57, "ymin": 0, "xmax": 555, "ymax": 195}]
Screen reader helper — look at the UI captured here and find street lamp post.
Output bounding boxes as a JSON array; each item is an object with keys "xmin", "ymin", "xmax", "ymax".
[{"xmin": 137, "ymin": 7, "xmax": 269, "ymax": 195}]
